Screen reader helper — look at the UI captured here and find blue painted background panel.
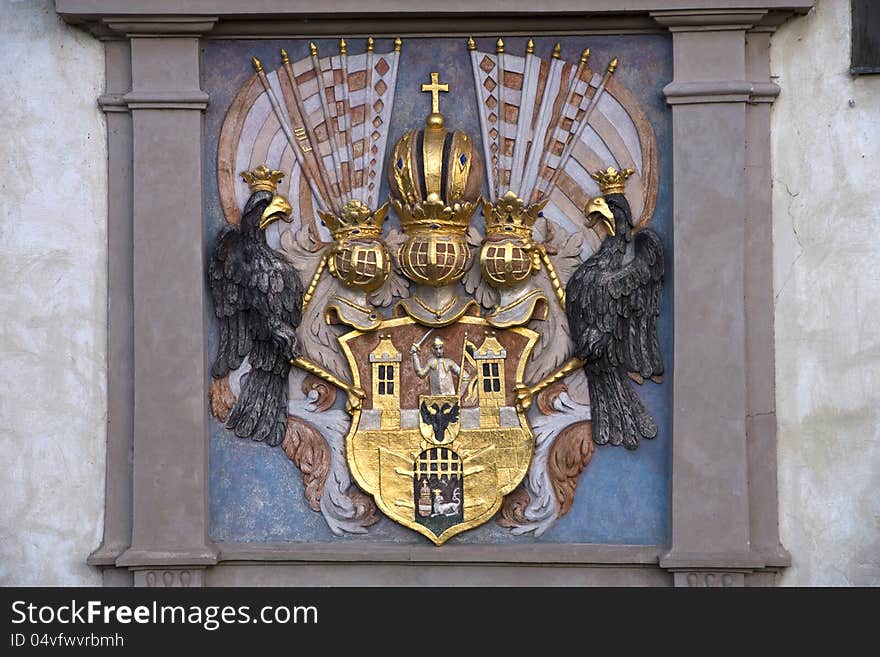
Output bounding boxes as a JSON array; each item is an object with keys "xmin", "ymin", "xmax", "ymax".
[{"xmin": 204, "ymin": 34, "xmax": 673, "ymax": 545}]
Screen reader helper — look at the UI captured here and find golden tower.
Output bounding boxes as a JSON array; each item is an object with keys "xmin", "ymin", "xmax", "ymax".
[
  {"xmin": 369, "ymin": 334, "xmax": 401, "ymax": 429},
  {"xmin": 473, "ymin": 332, "xmax": 507, "ymax": 428}
]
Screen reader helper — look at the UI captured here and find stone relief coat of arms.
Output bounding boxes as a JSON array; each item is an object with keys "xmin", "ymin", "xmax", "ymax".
[{"xmin": 208, "ymin": 37, "xmax": 664, "ymax": 544}]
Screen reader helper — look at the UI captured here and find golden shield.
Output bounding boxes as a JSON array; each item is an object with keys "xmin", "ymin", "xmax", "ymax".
[{"xmin": 340, "ymin": 316, "xmax": 538, "ymax": 544}]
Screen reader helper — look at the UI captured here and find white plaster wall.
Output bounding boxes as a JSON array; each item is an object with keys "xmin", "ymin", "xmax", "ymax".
[
  {"xmin": 772, "ymin": 0, "xmax": 880, "ymax": 586},
  {"xmin": 0, "ymin": 0, "xmax": 107, "ymax": 585}
]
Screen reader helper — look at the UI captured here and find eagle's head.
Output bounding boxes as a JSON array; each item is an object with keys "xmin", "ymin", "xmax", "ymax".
[
  {"xmin": 241, "ymin": 190, "xmax": 292, "ymax": 236},
  {"xmin": 584, "ymin": 193, "xmax": 632, "ymax": 241},
  {"xmin": 239, "ymin": 166, "xmax": 292, "ymax": 235},
  {"xmin": 259, "ymin": 194, "xmax": 292, "ymax": 229}
]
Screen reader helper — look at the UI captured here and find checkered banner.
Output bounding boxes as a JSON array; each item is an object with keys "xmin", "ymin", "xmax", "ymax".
[
  {"xmin": 220, "ymin": 40, "xmax": 401, "ymax": 228},
  {"xmin": 469, "ymin": 40, "xmax": 658, "ymax": 230}
]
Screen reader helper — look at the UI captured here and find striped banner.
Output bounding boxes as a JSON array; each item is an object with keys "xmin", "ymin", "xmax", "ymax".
[
  {"xmin": 468, "ymin": 39, "xmax": 658, "ymax": 229},
  {"xmin": 218, "ymin": 39, "xmax": 401, "ymax": 229}
]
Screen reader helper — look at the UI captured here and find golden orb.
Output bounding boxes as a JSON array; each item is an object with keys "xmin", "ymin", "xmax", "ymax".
[
  {"xmin": 387, "ymin": 73, "xmax": 484, "ymax": 288},
  {"xmin": 398, "ymin": 234, "xmax": 470, "ymax": 287},
  {"xmin": 480, "ymin": 239, "xmax": 540, "ymax": 287},
  {"xmin": 329, "ymin": 239, "xmax": 390, "ymax": 293}
]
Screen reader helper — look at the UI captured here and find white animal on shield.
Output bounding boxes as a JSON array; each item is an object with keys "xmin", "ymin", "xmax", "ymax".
[{"xmin": 431, "ymin": 487, "xmax": 462, "ymax": 517}]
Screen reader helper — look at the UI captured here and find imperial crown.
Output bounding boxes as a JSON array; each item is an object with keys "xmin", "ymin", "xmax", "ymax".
[
  {"xmin": 318, "ymin": 199, "xmax": 391, "ymax": 294},
  {"xmin": 482, "ymin": 191, "xmax": 548, "ymax": 239},
  {"xmin": 387, "ymin": 72, "xmax": 483, "ymax": 234},
  {"xmin": 241, "ymin": 165, "xmax": 285, "ymax": 193},
  {"xmin": 318, "ymin": 199, "xmax": 389, "ymax": 241},
  {"xmin": 478, "ymin": 191, "xmax": 548, "ymax": 288},
  {"xmin": 591, "ymin": 166, "xmax": 635, "ymax": 196},
  {"xmin": 388, "ymin": 72, "xmax": 484, "ymax": 287}
]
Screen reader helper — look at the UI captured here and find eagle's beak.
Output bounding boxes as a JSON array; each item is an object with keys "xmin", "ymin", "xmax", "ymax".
[
  {"xmin": 260, "ymin": 194, "xmax": 292, "ymax": 229},
  {"xmin": 585, "ymin": 197, "xmax": 615, "ymax": 237}
]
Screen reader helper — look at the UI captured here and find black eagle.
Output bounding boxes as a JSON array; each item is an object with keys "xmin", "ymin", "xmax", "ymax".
[
  {"xmin": 420, "ymin": 401, "xmax": 460, "ymax": 443},
  {"xmin": 565, "ymin": 185, "xmax": 664, "ymax": 450},
  {"xmin": 208, "ymin": 172, "xmax": 302, "ymax": 447}
]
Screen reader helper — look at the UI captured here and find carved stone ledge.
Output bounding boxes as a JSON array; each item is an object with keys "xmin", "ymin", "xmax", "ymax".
[
  {"xmin": 216, "ymin": 542, "xmax": 664, "ymax": 565},
  {"xmin": 103, "ymin": 16, "xmax": 218, "ymax": 37},
  {"xmin": 755, "ymin": 545, "xmax": 792, "ymax": 569},
  {"xmin": 662, "ymin": 80, "xmax": 781, "ymax": 105},
  {"xmin": 663, "ymin": 80, "xmax": 754, "ymax": 104},
  {"xmin": 750, "ymin": 10, "xmax": 798, "ymax": 32},
  {"xmin": 134, "ymin": 568, "xmax": 205, "ymax": 587},
  {"xmin": 660, "ymin": 550, "xmax": 766, "ymax": 570},
  {"xmin": 97, "ymin": 93, "xmax": 128, "ymax": 113},
  {"xmin": 84, "ymin": 21, "xmax": 127, "ymax": 41},
  {"xmin": 123, "ymin": 90, "xmax": 210, "ymax": 110},
  {"xmin": 748, "ymin": 81, "xmax": 781, "ymax": 104},
  {"xmin": 651, "ymin": 9, "xmax": 767, "ymax": 31},
  {"xmin": 55, "ymin": 0, "xmax": 815, "ymax": 18},
  {"xmin": 87, "ymin": 542, "xmax": 130, "ymax": 567},
  {"xmin": 117, "ymin": 546, "xmax": 219, "ymax": 568},
  {"xmin": 208, "ymin": 16, "xmax": 665, "ymax": 39}
]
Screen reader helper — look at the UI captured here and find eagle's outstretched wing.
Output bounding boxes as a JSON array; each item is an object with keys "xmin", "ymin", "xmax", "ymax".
[
  {"xmin": 444, "ymin": 402, "xmax": 460, "ymax": 425},
  {"xmin": 209, "ymin": 226, "xmax": 253, "ymax": 378},
  {"xmin": 248, "ymin": 239, "xmax": 303, "ymax": 366},
  {"xmin": 572, "ymin": 227, "xmax": 663, "ymax": 377},
  {"xmin": 614, "ymin": 228, "xmax": 664, "ymax": 379},
  {"xmin": 420, "ymin": 401, "xmax": 435, "ymax": 426}
]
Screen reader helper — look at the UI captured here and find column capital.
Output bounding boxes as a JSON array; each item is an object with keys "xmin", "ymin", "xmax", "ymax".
[{"xmin": 127, "ymin": 37, "xmax": 208, "ymax": 110}]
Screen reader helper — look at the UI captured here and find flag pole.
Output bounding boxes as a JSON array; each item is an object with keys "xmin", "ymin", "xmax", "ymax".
[{"xmin": 457, "ymin": 332, "xmax": 469, "ymax": 397}]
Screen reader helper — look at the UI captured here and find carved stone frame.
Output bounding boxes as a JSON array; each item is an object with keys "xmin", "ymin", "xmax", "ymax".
[{"xmin": 56, "ymin": 0, "xmax": 813, "ymax": 587}]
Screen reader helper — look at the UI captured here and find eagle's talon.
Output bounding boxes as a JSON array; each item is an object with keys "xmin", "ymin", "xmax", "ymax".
[
  {"xmin": 345, "ymin": 387, "xmax": 367, "ymax": 414},
  {"xmin": 514, "ymin": 385, "xmax": 533, "ymax": 412}
]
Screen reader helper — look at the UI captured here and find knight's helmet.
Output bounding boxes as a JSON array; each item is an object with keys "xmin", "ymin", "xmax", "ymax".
[{"xmin": 388, "ymin": 72, "xmax": 485, "ymax": 326}]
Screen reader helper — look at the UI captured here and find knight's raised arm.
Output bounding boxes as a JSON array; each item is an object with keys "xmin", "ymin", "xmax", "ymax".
[{"xmin": 411, "ymin": 348, "xmax": 428, "ymax": 378}]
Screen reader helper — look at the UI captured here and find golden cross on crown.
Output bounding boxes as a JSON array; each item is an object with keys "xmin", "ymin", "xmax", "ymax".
[{"xmin": 421, "ymin": 72, "xmax": 449, "ymax": 116}]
